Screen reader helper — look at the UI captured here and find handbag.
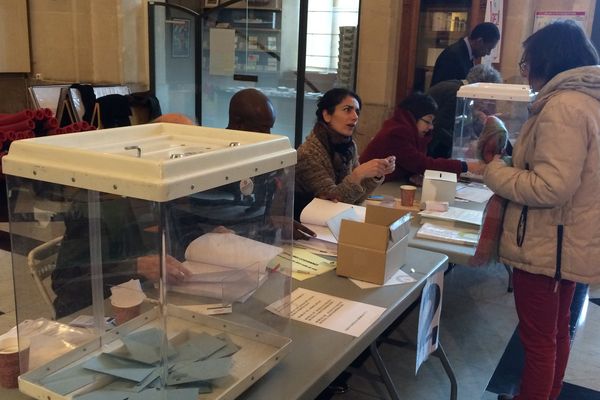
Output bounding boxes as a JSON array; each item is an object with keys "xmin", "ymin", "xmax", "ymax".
[{"xmin": 468, "ymin": 194, "xmax": 507, "ymax": 267}]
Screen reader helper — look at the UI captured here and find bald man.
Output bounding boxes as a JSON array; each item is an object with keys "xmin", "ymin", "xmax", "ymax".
[
  {"xmin": 226, "ymin": 88, "xmax": 276, "ymax": 134},
  {"xmin": 152, "ymin": 113, "xmax": 195, "ymax": 125},
  {"xmin": 227, "ymin": 88, "xmax": 314, "ymax": 239}
]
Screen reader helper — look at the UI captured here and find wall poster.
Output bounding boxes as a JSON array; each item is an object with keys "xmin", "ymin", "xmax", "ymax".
[
  {"xmin": 533, "ymin": 11, "xmax": 586, "ymax": 33},
  {"xmin": 172, "ymin": 18, "xmax": 191, "ymax": 58}
]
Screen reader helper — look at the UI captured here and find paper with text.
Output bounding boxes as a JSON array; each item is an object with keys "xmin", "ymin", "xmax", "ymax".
[
  {"xmin": 350, "ymin": 268, "xmax": 416, "ymax": 289},
  {"xmin": 266, "ymin": 288, "xmax": 385, "ymax": 337}
]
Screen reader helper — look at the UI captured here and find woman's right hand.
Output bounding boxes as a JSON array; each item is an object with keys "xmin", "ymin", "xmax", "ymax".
[{"xmin": 351, "ymin": 158, "xmax": 394, "ymax": 183}]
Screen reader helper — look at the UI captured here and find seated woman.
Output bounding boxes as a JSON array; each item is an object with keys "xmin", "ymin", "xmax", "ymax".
[
  {"xmin": 359, "ymin": 92, "xmax": 481, "ymax": 183},
  {"xmin": 294, "ymin": 88, "xmax": 395, "ymax": 218}
]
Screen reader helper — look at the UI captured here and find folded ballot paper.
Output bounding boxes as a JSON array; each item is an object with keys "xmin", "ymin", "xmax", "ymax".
[
  {"xmin": 170, "ymin": 232, "xmax": 282, "ymax": 303},
  {"xmin": 299, "ymin": 198, "xmax": 366, "ymax": 243}
]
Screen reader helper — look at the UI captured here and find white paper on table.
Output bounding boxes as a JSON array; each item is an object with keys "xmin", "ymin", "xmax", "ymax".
[
  {"xmin": 266, "ymin": 288, "xmax": 385, "ymax": 337},
  {"xmin": 416, "ymin": 222, "xmax": 479, "ymax": 246},
  {"xmin": 327, "ymin": 207, "xmax": 361, "ymax": 240},
  {"xmin": 300, "ymin": 198, "xmax": 365, "ymax": 226},
  {"xmin": 455, "ymin": 185, "xmax": 494, "ymax": 203},
  {"xmin": 299, "ymin": 198, "xmax": 366, "ymax": 243},
  {"xmin": 169, "ymin": 272, "xmax": 268, "ymax": 304},
  {"xmin": 305, "ymin": 224, "xmax": 338, "ymax": 243},
  {"xmin": 185, "ymin": 232, "xmax": 282, "ymax": 271},
  {"xmin": 419, "ymin": 207, "xmax": 483, "ymax": 226},
  {"xmin": 295, "ymin": 238, "xmax": 338, "ymax": 256},
  {"xmin": 350, "ymin": 268, "xmax": 416, "ymax": 289},
  {"xmin": 181, "ymin": 261, "xmax": 247, "ymax": 283}
]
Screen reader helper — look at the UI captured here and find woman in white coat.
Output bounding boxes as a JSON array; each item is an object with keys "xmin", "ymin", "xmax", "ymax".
[{"xmin": 484, "ymin": 21, "xmax": 600, "ymax": 400}]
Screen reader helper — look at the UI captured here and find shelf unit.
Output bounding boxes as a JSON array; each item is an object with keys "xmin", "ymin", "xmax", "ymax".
[
  {"xmin": 396, "ymin": 0, "xmax": 487, "ymax": 102},
  {"xmin": 415, "ymin": 5, "xmax": 470, "ymax": 90},
  {"xmin": 204, "ymin": 0, "xmax": 282, "ymax": 74}
]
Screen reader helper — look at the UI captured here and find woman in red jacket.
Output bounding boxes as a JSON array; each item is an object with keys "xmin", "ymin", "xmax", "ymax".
[{"xmin": 360, "ymin": 92, "xmax": 481, "ymax": 182}]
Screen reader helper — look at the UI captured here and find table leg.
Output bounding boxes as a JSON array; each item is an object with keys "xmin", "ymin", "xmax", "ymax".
[
  {"xmin": 432, "ymin": 343, "xmax": 458, "ymax": 400},
  {"xmin": 369, "ymin": 341, "xmax": 401, "ymax": 400}
]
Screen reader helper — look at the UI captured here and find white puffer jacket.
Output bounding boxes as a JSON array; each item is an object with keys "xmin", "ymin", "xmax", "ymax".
[{"xmin": 484, "ymin": 66, "xmax": 600, "ymax": 284}]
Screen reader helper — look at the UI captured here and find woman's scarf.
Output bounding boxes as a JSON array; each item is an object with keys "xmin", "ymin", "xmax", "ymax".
[{"xmin": 312, "ymin": 121, "xmax": 355, "ymax": 184}]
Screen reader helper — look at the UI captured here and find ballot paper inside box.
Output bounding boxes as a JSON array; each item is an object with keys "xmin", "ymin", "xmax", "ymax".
[
  {"xmin": 2, "ymin": 123, "xmax": 296, "ymax": 399},
  {"xmin": 337, "ymin": 205, "xmax": 411, "ymax": 285},
  {"xmin": 19, "ymin": 306, "xmax": 291, "ymax": 400}
]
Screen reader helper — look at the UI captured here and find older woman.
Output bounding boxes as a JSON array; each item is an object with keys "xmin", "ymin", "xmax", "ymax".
[
  {"xmin": 294, "ymin": 88, "xmax": 395, "ymax": 218},
  {"xmin": 360, "ymin": 92, "xmax": 480, "ymax": 182},
  {"xmin": 484, "ymin": 21, "xmax": 600, "ymax": 400}
]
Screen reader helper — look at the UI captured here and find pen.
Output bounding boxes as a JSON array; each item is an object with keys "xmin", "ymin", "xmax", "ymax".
[{"xmin": 293, "ymin": 269, "xmax": 314, "ymax": 275}]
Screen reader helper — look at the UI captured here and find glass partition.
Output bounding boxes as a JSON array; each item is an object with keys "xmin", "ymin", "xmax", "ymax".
[
  {"xmin": 149, "ymin": 4, "xmax": 199, "ymax": 122},
  {"xmin": 149, "ymin": 0, "xmax": 361, "ymax": 148},
  {"xmin": 200, "ymin": 0, "xmax": 301, "ymax": 144}
]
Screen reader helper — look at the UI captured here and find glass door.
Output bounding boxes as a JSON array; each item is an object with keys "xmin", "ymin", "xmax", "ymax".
[
  {"xmin": 200, "ymin": 0, "xmax": 301, "ymax": 145},
  {"xmin": 149, "ymin": 3, "xmax": 199, "ymax": 122},
  {"xmin": 300, "ymin": 0, "xmax": 360, "ymax": 143}
]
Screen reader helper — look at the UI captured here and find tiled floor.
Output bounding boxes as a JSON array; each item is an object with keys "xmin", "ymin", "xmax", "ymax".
[{"xmin": 0, "ymin": 246, "xmax": 598, "ymax": 399}]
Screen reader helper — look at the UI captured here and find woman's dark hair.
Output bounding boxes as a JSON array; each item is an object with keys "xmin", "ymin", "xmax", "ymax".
[
  {"xmin": 523, "ymin": 20, "xmax": 599, "ymax": 86},
  {"xmin": 316, "ymin": 88, "xmax": 362, "ymax": 122},
  {"xmin": 399, "ymin": 92, "xmax": 438, "ymax": 121}
]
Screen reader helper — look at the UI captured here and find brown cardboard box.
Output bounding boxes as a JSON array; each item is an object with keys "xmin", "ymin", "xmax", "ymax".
[{"xmin": 336, "ymin": 205, "xmax": 412, "ymax": 284}]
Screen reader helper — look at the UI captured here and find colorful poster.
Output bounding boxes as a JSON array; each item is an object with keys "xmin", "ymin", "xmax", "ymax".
[{"xmin": 533, "ymin": 11, "xmax": 586, "ymax": 32}]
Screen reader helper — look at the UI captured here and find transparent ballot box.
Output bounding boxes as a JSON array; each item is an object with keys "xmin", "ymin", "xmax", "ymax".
[
  {"xmin": 2, "ymin": 123, "xmax": 296, "ymax": 399},
  {"xmin": 452, "ymin": 83, "xmax": 535, "ymax": 164}
]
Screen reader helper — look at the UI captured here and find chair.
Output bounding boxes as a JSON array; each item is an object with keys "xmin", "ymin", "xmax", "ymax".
[{"xmin": 26, "ymin": 236, "xmax": 63, "ymax": 320}]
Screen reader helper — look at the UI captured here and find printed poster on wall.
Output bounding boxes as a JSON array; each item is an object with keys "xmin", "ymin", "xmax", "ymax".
[
  {"xmin": 533, "ymin": 11, "xmax": 586, "ymax": 33},
  {"xmin": 416, "ymin": 269, "xmax": 444, "ymax": 374}
]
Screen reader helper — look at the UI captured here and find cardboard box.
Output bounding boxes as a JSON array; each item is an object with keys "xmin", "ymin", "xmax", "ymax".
[
  {"xmin": 337, "ymin": 205, "xmax": 411, "ymax": 285},
  {"xmin": 421, "ymin": 170, "xmax": 457, "ymax": 205}
]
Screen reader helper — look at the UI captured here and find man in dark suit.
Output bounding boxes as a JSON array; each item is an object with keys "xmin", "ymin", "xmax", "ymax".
[{"xmin": 430, "ymin": 22, "xmax": 500, "ymax": 87}]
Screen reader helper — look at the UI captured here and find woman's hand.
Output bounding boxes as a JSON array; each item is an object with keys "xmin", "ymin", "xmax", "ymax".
[
  {"xmin": 293, "ymin": 221, "xmax": 316, "ymax": 240},
  {"xmin": 137, "ymin": 254, "xmax": 191, "ymax": 283},
  {"xmin": 351, "ymin": 157, "xmax": 395, "ymax": 183},
  {"xmin": 466, "ymin": 160, "xmax": 487, "ymax": 176}
]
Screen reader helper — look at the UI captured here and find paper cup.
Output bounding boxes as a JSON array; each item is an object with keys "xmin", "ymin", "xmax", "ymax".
[
  {"xmin": 0, "ymin": 337, "xmax": 29, "ymax": 388},
  {"xmin": 399, "ymin": 185, "xmax": 417, "ymax": 207},
  {"xmin": 112, "ymin": 303, "xmax": 142, "ymax": 326}
]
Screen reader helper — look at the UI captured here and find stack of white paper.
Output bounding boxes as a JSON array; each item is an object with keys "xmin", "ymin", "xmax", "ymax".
[
  {"xmin": 170, "ymin": 232, "xmax": 282, "ymax": 303},
  {"xmin": 418, "ymin": 206, "xmax": 483, "ymax": 227},
  {"xmin": 416, "ymin": 222, "xmax": 479, "ymax": 246},
  {"xmin": 299, "ymin": 198, "xmax": 365, "ymax": 244}
]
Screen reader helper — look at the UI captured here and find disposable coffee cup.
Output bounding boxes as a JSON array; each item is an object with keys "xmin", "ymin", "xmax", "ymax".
[
  {"xmin": 399, "ymin": 185, "xmax": 417, "ymax": 207},
  {"xmin": 110, "ymin": 279, "xmax": 146, "ymax": 325},
  {"xmin": 112, "ymin": 302, "xmax": 142, "ymax": 326},
  {"xmin": 0, "ymin": 337, "xmax": 29, "ymax": 389}
]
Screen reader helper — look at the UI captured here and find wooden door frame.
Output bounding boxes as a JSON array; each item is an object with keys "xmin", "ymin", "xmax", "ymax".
[{"xmin": 395, "ymin": 0, "xmax": 488, "ymax": 106}]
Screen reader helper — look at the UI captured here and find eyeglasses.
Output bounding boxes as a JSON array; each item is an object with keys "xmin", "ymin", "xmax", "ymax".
[
  {"xmin": 419, "ymin": 118, "xmax": 434, "ymax": 126},
  {"xmin": 518, "ymin": 59, "xmax": 529, "ymax": 75}
]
